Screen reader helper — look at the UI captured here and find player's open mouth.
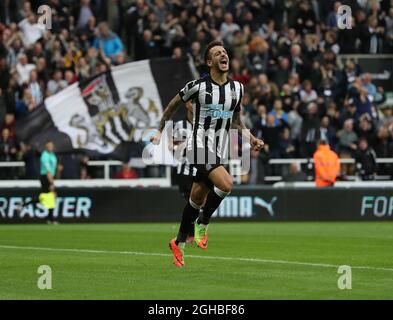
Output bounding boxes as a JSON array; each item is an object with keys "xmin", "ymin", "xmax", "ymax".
[{"xmin": 219, "ymin": 59, "xmax": 228, "ymax": 67}]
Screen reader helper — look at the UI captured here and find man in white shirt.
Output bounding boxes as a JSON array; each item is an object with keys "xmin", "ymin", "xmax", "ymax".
[
  {"xmin": 16, "ymin": 53, "xmax": 36, "ymax": 85},
  {"xmin": 18, "ymin": 13, "xmax": 45, "ymax": 47}
]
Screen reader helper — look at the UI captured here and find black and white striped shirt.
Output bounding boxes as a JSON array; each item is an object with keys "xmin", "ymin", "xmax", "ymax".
[
  {"xmin": 173, "ymin": 119, "xmax": 197, "ymax": 176},
  {"xmin": 179, "ymin": 75, "xmax": 244, "ymax": 165}
]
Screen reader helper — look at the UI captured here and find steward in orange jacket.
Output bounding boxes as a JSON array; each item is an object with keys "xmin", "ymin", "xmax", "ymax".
[{"xmin": 313, "ymin": 140, "xmax": 340, "ymax": 187}]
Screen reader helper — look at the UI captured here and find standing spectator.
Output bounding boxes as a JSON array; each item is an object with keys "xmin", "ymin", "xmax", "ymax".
[
  {"xmin": 15, "ymin": 87, "xmax": 37, "ymax": 119},
  {"xmin": 75, "ymin": 0, "xmax": 95, "ymax": 29},
  {"xmin": 269, "ymin": 99, "xmax": 288, "ymax": 125},
  {"xmin": 278, "ymin": 127, "xmax": 296, "ymax": 158},
  {"xmin": 355, "ymin": 137, "xmax": 377, "ymax": 180},
  {"xmin": 16, "ymin": 53, "xmax": 36, "ymax": 85},
  {"xmin": 93, "ymin": 22, "xmax": 125, "ymax": 63},
  {"xmin": 18, "ymin": 13, "xmax": 45, "ymax": 47},
  {"xmin": 0, "ymin": 126, "xmax": 18, "ymax": 178},
  {"xmin": 299, "ymin": 102, "xmax": 320, "ymax": 157},
  {"xmin": 28, "ymin": 70, "xmax": 43, "ymax": 105},
  {"xmin": 313, "ymin": 139, "xmax": 340, "ymax": 187},
  {"xmin": 337, "ymin": 119, "xmax": 358, "ymax": 155},
  {"xmin": 319, "ymin": 115, "xmax": 336, "ymax": 148},
  {"xmin": 219, "ymin": 13, "xmax": 240, "ymax": 45},
  {"xmin": 47, "ymin": 70, "xmax": 68, "ymax": 96}
]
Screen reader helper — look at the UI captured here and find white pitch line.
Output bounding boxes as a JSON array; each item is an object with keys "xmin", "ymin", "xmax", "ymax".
[{"xmin": 1, "ymin": 244, "xmax": 393, "ymax": 273}]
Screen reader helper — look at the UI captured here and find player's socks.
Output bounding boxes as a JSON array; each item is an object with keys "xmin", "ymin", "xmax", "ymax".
[
  {"xmin": 175, "ymin": 199, "xmax": 201, "ymax": 245},
  {"xmin": 197, "ymin": 186, "xmax": 230, "ymax": 225}
]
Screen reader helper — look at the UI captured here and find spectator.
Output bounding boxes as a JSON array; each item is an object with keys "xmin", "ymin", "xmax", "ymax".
[
  {"xmin": 299, "ymin": 102, "xmax": 320, "ymax": 157},
  {"xmin": 93, "ymin": 22, "xmax": 124, "ymax": 62},
  {"xmin": 319, "ymin": 115, "xmax": 336, "ymax": 148},
  {"xmin": 219, "ymin": 13, "xmax": 240, "ymax": 45},
  {"xmin": 300, "ymin": 79, "xmax": 317, "ymax": 104},
  {"xmin": 16, "ymin": 53, "xmax": 36, "ymax": 85},
  {"xmin": 28, "ymin": 70, "xmax": 43, "ymax": 105},
  {"xmin": 0, "ymin": 127, "xmax": 17, "ymax": 162},
  {"xmin": 269, "ymin": 99, "xmax": 288, "ymax": 125},
  {"xmin": 283, "ymin": 162, "xmax": 307, "ymax": 182},
  {"xmin": 114, "ymin": 163, "xmax": 139, "ymax": 179},
  {"xmin": 47, "ymin": 70, "xmax": 68, "ymax": 96},
  {"xmin": 337, "ymin": 119, "xmax": 358, "ymax": 155},
  {"xmin": 355, "ymin": 137, "xmax": 377, "ymax": 180},
  {"xmin": 18, "ymin": 13, "xmax": 45, "ymax": 47},
  {"xmin": 278, "ymin": 127, "xmax": 296, "ymax": 158},
  {"xmin": 15, "ymin": 87, "xmax": 37, "ymax": 119},
  {"xmin": 313, "ymin": 139, "xmax": 340, "ymax": 187}
]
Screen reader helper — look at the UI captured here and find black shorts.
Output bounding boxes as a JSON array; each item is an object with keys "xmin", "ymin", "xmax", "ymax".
[
  {"xmin": 40, "ymin": 175, "xmax": 51, "ymax": 193},
  {"xmin": 177, "ymin": 174, "xmax": 194, "ymax": 201},
  {"xmin": 192, "ymin": 164, "xmax": 223, "ymax": 189}
]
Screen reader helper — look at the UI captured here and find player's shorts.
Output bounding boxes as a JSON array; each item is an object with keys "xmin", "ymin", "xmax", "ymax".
[
  {"xmin": 177, "ymin": 174, "xmax": 194, "ymax": 200},
  {"xmin": 40, "ymin": 175, "xmax": 51, "ymax": 193},
  {"xmin": 192, "ymin": 164, "xmax": 223, "ymax": 189}
]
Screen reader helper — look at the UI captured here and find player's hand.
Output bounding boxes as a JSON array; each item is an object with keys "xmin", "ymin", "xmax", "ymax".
[
  {"xmin": 150, "ymin": 131, "xmax": 162, "ymax": 145},
  {"xmin": 251, "ymin": 137, "xmax": 264, "ymax": 151}
]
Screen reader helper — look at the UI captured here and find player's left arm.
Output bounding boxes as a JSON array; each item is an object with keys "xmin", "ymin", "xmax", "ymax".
[{"xmin": 232, "ymin": 111, "xmax": 264, "ymax": 151}]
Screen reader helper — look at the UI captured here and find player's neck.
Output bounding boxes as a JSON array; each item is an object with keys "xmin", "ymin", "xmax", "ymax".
[{"xmin": 210, "ymin": 69, "xmax": 228, "ymax": 86}]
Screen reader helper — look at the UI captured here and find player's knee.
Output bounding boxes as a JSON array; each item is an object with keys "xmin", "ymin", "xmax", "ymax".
[
  {"xmin": 190, "ymin": 190, "xmax": 205, "ymax": 207},
  {"xmin": 214, "ymin": 179, "xmax": 232, "ymax": 197}
]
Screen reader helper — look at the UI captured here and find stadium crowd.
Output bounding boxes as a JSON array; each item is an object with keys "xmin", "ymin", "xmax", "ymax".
[{"xmin": 0, "ymin": 0, "xmax": 393, "ymax": 182}]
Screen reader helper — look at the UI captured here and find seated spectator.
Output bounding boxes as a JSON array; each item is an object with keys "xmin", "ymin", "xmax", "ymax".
[
  {"xmin": 114, "ymin": 163, "xmax": 139, "ymax": 179},
  {"xmin": 283, "ymin": 162, "xmax": 307, "ymax": 182},
  {"xmin": 355, "ymin": 137, "xmax": 377, "ymax": 180},
  {"xmin": 93, "ymin": 22, "xmax": 124, "ymax": 63}
]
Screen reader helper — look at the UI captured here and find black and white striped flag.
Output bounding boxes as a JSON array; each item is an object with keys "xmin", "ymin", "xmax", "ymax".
[{"xmin": 15, "ymin": 57, "xmax": 195, "ymax": 159}]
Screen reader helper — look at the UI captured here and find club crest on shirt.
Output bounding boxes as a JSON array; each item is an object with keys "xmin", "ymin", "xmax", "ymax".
[{"xmin": 231, "ymin": 89, "xmax": 237, "ymax": 100}]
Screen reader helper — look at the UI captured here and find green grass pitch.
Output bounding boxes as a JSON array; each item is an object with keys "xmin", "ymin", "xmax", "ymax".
[{"xmin": 0, "ymin": 222, "xmax": 392, "ymax": 299}]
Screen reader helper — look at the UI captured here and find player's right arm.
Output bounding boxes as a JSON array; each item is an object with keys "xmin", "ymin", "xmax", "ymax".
[
  {"xmin": 150, "ymin": 94, "xmax": 183, "ymax": 145},
  {"xmin": 150, "ymin": 79, "xmax": 199, "ymax": 145}
]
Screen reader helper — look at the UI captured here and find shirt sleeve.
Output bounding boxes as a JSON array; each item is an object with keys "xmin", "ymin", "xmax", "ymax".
[
  {"xmin": 234, "ymin": 83, "xmax": 244, "ymax": 113},
  {"xmin": 179, "ymin": 79, "xmax": 200, "ymax": 102}
]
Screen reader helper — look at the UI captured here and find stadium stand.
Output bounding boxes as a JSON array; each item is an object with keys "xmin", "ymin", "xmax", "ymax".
[{"xmin": 0, "ymin": 0, "xmax": 392, "ymax": 183}]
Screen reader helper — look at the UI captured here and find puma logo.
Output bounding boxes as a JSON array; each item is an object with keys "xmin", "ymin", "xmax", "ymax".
[{"xmin": 254, "ymin": 197, "xmax": 277, "ymax": 217}]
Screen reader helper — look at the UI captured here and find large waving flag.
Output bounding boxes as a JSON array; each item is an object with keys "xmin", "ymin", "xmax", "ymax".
[{"xmin": 15, "ymin": 57, "xmax": 195, "ymax": 159}]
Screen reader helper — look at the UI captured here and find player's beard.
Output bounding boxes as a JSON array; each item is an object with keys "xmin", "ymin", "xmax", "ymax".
[{"xmin": 214, "ymin": 61, "xmax": 229, "ymax": 74}]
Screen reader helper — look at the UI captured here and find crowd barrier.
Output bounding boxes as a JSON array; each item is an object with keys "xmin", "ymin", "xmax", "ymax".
[{"xmin": 0, "ymin": 186, "xmax": 392, "ymax": 223}]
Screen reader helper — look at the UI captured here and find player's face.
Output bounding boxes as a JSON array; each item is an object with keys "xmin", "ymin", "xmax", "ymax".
[{"xmin": 208, "ymin": 46, "xmax": 229, "ymax": 73}]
